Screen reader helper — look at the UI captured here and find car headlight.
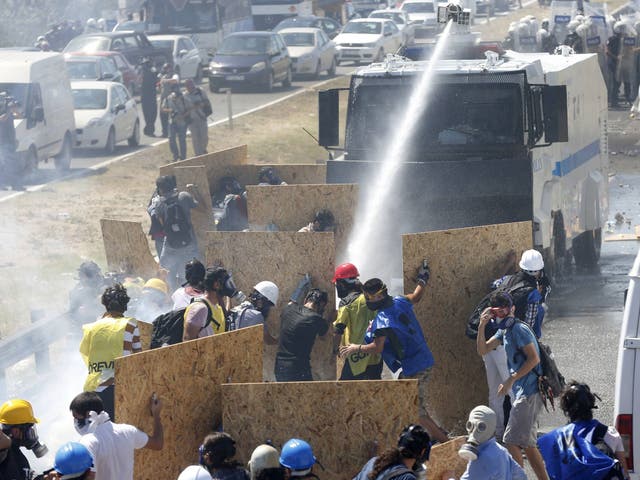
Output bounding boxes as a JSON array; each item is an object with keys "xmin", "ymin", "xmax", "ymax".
[
  {"xmin": 209, "ymin": 61, "xmax": 223, "ymax": 70},
  {"xmin": 86, "ymin": 117, "xmax": 106, "ymax": 128},
  {"xmin": 250, "ymin": 61, "xmax": 266, "ymax": 72}
]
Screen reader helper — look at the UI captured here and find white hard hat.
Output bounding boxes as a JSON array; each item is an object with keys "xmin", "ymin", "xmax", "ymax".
[
  {"xmin": 567, "ymin": 20, "xmax": 580, "ymax": 32},
  {"xmin": 614, "ymin": 21, "xmax": 626, "ymax": 34},
  {"xmin": 177, "ymin": 466, "xmax": 212, "ymax": 480},
  {"xmin": 248, "ymin": 445, "xmax": 280, "ymax": 480},
  {"xmin": 254, "ymin": 281, "xmax": 279, "ymax": 306},
  {"xmin": 574, "ymin": 14, "xmax": 585, "ymax": 23},
  {"xmin": 519, "ymin": 249, "xmax": 544, "ymax": 272},
  {"xmin": 86, "ymin": 18, "xmax": 96, "ymax": 27}
]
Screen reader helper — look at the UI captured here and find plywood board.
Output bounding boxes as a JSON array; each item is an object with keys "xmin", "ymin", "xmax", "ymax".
[
  {"xmin": 158, "ymin": 144, "xmax": 247, "ymax": 177},
  {"xmin": 402, "ymin": 221, "xmax": 532, "ymax": 432},
  {"xmin": 427, "ymin": 436, "xmax": 467, "ymax": 480},
  {"xmin": 246, "ymin": 184, "xmax": 357, "ymax": 255},
  {"xmin": 115, "ymin": 326, "xmax": 263, "ymax": 480},
  {"xmin": 206, "ymin": 231, "xmax": 335, "ymax": 381},
  {"xmin": 100, "ymin": 219, "xmax": 158, "ymax": 279},
  {"xmin": 173, "ymin": 166, "xmax": 215, "ymax": 249},
  {"xmin": 137, "ymin": 320, "xmax": 152, "ymax": 350},
  {"xmin": 222, "ymin": 380, "xmax": 418, "ymax": 479},
  {"xmin": 604, "ymin": 225, "xmax": 640, "ymax": 241}
]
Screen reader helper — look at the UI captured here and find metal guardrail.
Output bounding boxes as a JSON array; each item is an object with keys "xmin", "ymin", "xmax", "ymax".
[{"xmin": 0, "ymin": 310, "xmax": 72, "ymax": 398}]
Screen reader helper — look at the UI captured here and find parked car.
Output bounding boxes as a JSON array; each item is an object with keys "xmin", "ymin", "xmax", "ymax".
[
  {"xmin": 273, "ymin": 15, "xmax": 343, "ymax": 39},
  {"xmin": 334, "ymin": 18, "xmax": 403, "ymax": 64},
  {"xmin": 64, "ymin": 55, "xmax": 123, "ymax": 84},
  {"xmin": 369, "ymin": 9, "xmax": 416, "ymax": 44},
  {"xmin": 65, "ymin": 51, "xmax": 142, "ymax": 95},
  {"xmin": 207, "ymin": 32, "xmax": 292, "ymax": 93},
  {"xmin": 71, "ymin": 80, "xmax": 140, "ymax": 154},
  {"xmin": 112, "ymin": 20, "xmax": 147, "ymax": 32},
  {"xmin": 148, "ymin": 34, "xmax": 203, "ymax": 81},
  {"xmin": 63, "ymin": 32, "xmax": 171, "ymax": 70},
  {"xmin": 400, "ymin": 0, "xmax": 438, "ymax": 38},
  {"xmin": 280, "ymin": 27, "xmax": 337, "ymax": 78}
]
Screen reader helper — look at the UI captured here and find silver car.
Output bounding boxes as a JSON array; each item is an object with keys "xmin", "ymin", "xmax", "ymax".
[
  {"xmin": 280, "ymin": 27, "xmax": 338, "ymax": 78},
  {"xmin": 148, "ymin": 34, "xmax": 203, "ymax": 81}
]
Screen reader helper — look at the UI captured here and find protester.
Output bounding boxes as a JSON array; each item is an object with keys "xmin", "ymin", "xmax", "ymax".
[
  {"xmin": 183, "ymin": 267, "xmax": 229, "ymax": 339},
  {"xmin": 198, "ymin": 432, "xmax": 249, "ymax": 479},
  {"xmin": 135, "ymin": 278, "xmax": 170, "ymax": 323},
  {"xmin": 0, "ymin": 91, "xmax": 23, "ymax": 191},
  {"xmin": 147, "ymin": 175, "xmax": 175, "ymax": 257},
  {"xmin": 456, "ymin": 406, "xmax": 526, "ymax": 480},
  {"xmin": 178, "ymin": 465, "xmax": 213, "ymax": 480},
  {"xmin": 214, "ymin": 176, "xmax": 248, "ymax": 232},
  {"xmin": 43, "ymin": 441, "xmax": 95, "ymax": 480},
  {"xmin": 298, "ymin": 209, "xmax": 335, "ymax": 232},
  {"xmin": 257, "ymin": 167, "xmax": 287, "ymax": 186},
  {"xmin": 248, "ymin": 444, "xmax": 285, "ymax": 480},
  {"xmin": 162, "ymin": 83, "xmax": 191, "ymax": 161},
  {"xmin": 69, "ymin": 260, "xmax": 107, "ymax": 329},
  {"xmin": 339, "ymin": 261, "xmax": 449, "ymax": 444},
  {"xmin": 70, "ymin": 391, "xmax": 163, "ymax": 480},
  {"xmin": 172, "ymin": 258, "xmax": 206, "ymax": 309},
  {"xmin": 353, "ymin": 425, "xmax": 431, "ymax": 480},
  {"xmin": 476, "ymin": 291, "xmax": 548, "ymax": 480},
  {"xmin": 158, "ymin": 63, "xmax": 179, "ymax": 138},
  {"xmin": 79, "ymin": 283, "xmax": 142, "ymax": 421},
  {"xmin": 0, "ymin": 399, "xmax": 48, "ymax": 480},
  {"xmin": 184, "ymin": 78, "xmax": 210, "ymax": 156},
  {"xmin": 274, "ymin": 289, "xmax": 329, "ymax": 381},
  {"xmin": 537, "ymin": 381, "xmax": 628, "ymax": 479},
  {"xmin": 228, "ymin": 281, "xmax": 279, "ymax": 344},
  {"xmin": 279, "ymin": 439, "xmax": 319, "ymax": 479},
  {"xmin": 140, "ymin": 58, "xmax": 158, "ymax": 137},
  {"xmin": 331, "ymin": 263, "xmax": 381, "ymax": 380}
]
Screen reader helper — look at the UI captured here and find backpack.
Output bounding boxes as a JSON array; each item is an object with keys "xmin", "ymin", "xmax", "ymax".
[
  {"xmin": 226, "ymin": 304, "xmax": 250, "ymax": 331},
  {"xmin": 150, "ymin": 298, "xmax": 218, "ymax": 348},
  {"xmin": 466, "ymin": 273, "xmax": 535, "ymax": 340},
  {"xmin": 217, "ymin": 193, "xmax": 248, "ymax": 232},
  {"xmin": 537, "ymin": 422, "xmax": 622, "ymax": 480},
  {"xmin": 201, "ymin": 92, "xmax": 212, "ymax": 117},
  {"xmin": 162, "ymin": 194, "xmax": 192, "ymax": 248}
]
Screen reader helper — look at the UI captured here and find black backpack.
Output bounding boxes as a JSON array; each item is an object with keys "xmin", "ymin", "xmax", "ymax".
[
  {"xmin": 150, "ymin": 298, "xmax": 218, "ymax": 348},
  {"xmin": 162, "ymin": 195, "xmax": 192, "ymax": 248}
]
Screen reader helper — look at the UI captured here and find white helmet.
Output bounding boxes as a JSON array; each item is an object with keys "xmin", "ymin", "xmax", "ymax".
[
  {"xmin": 86, "ymin": 18, "xmax": 96, "ymax": 28},
  {"xmin": 254, "ymin": 281, "xmax": 279, "ymax": 306},
  {"xmin": 519, "ymin": 249, "xmax": 544, "ymax": 272},
  {"xmin": 248, "ymin": 444, "xmax": 280, "ymax": 480},
  {"xmin": 177, "ymin": 466, "xmax": 212, "ymax": 480},
  {"xmin": 97, "ymin": 18, "xmax": 106, "ymax": 30},
  {"xmin": 574, "ymin": 14, "xmax": 585, "ymax": 23},
  {"xmin": 567, "ymin": 20, "xmax": 580, "ymax": 33}
]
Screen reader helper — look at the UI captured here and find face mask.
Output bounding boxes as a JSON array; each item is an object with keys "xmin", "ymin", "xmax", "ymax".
[
  {"xmin": 366, "ymin": 296, "xmax": 389, "ymax": 312},
  {"xmin": 458, "ymin": 406, "xmax": 496, "ymax": 461},
  {"xmin": 74, "ymin": 417, "xmax": 90, "ymax": 435},
  {"xmin": 219, "ymin": 275, "xmax": 238, "ymax": 298},
  {"xmin": 22, "ymin": 425, "xmax": 48, "ymax": 458}
]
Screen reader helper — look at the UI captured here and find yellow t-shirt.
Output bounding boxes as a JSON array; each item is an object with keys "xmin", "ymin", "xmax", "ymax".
[{"xmin": 184, "ymin": 298, "xmax": 226, "ymax": 336}]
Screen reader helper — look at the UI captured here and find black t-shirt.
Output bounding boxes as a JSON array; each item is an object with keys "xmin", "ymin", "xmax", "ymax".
[
  {"xmin": 0, "ymin": 444, "xmax": 32, "ymax": 480},
  {"xmin": 276, "ymin": 303, "xmax": 328, "ymax": 365}
]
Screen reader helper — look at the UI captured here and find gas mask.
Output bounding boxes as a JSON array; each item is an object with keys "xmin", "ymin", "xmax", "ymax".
[
  {"xmin": 458, "ymin": 406, "xmax": 497, "ymax": 462},
  {"xmin": 21, "ymin": 425, "xmax": 48, "ymax": 458},
  {"xmin": 220, "ymin": 273, "xmax": 239, "ymax": 299},
  {"xmin": 336, "ymin": 279, "xmax": 358, "ymax": 299},
  {"xmin": 365, "ymin": 295, "xmax": 391, "ymax": 312},
  {"xmin": 74, "ymin": 410, "xmax": 110, "ymax": 435},
  {"xmin": 490, "ymin": 306, "xmax": 515, "ymax": 330}
]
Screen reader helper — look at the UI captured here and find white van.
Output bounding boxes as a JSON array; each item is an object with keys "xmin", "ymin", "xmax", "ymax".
[
  {"xmin": 0, "ymin": 51, "xmax": 75, "ymax": 172},
  {"xmin": 615, "ymin": 248, "xmax": 640, "ymax": 479}
]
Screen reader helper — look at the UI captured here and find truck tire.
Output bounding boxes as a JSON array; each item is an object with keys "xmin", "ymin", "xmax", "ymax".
[
  {"xmin": 546, "ymin": 211, "xmax": 568, "ymax": 280},
  {"xmin": 572, "ymin": 228, "xmax": 602, "ymax": 268},
  {"xmin": 54, "ymin": 133, "xmax": 72, "ymax": 170}
]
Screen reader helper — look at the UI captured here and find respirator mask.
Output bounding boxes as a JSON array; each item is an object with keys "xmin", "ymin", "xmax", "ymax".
[
  {"xmin": 21, "ymin": 425, "xmax": 49, "ymax": 458},
  {"xmin": 220, "ymin": 273, "xmax": 244, "ymax": 302},
  {"xmin": 365, "ymin": 295, "xmax": 390, "ymax": 312},
  {"xmin": 490, "ymin": 306, "xmax": 515, "ymax": 330},
  {"xmin": 458, "ymin": 406, "xmax": 496, "ymax": 462}
]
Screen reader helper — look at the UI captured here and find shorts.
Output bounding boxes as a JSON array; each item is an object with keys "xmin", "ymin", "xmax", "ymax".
[
  {"xmin": 401, "ymin": 367, "xmax": 432, "ymax": 417},
  {"xmin": 503, "ymin": 393, "xmax": 543, "ymax": 447}
]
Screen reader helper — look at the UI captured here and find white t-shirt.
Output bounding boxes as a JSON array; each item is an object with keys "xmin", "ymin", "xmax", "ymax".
[
  {"xmin": 79, "ymin": 421, "xmax": 149, "ymax": 480},
  {"xmin": 172, "ymin": 286, "xmax": 203, "ymax": 310}
]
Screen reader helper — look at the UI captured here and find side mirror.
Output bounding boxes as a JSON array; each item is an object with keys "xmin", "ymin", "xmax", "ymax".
[
  {"xmin": 542, "ymin": 85, "xmax": 568, "ymax": 143},
  {"xmin": 179, "ymin": 49, "xmax": 188, "ymax": 57},
  {"xmin": 318, "ymin": 89, "xmax": 340, "ymax": 147},
  {"xmin": 114, "ymin": 103, "xmax": 125, "ymax": 113},
  {"xmin": 33, "ymin": 106, "xmax": 44, "ymax": 122},
  {"xmin": 102, "ymin": 73, "xmax": 114, "ymax": 80}
]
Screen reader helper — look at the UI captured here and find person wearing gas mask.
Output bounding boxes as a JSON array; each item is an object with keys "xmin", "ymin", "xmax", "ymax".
[
  {"xmin": 172, "ymin": 258, "xmax": 206, "ymax": 310},
  {"xmin": 257, "ymin": 167, "xmax": 287, "ymax": 186},
  {"xmin": 274, "ymin": 288, "xmax": 330, "ymax": 382},
  {"xmin": 455, "ymin": 406, "xmax": 526, "ymax": 480},
  {"xmin": 353, "ymin": 424, "xmax": 431, "ymax": 480},
  {"xmin": 70, "ymin": 391, "xmax": 163, "ymax": 480},
  {"xmin": 187, "ymin": 432, "xmax": 249, "ymax": 480},
  {"xmin": 68, "ymin": 260, "xmax": 108, "ymax": 330},
  {"xmin": 477, "ymin": 291, "xmax": 548, "ymax": 480},
  {"xmin": 298, "ymin": 209, "xmax": 336, "ymax": 232},
  {"xmin": 0, "ymin": 399, "xmax": 48, "ymax": 480},
  {"xmin": 331, "ymin": 262, "xmax": 381, "ymax": 380},
  {"xmin": 227, "ymin": 281, "xmax": 279, "ymax": 344},
  {"xmin": 183, "ymin": 267, "xmax": 235, "ymax": 339},
  {"xmin": 339, "ymin": 261, "xmax": 449, "ymax": 444}
]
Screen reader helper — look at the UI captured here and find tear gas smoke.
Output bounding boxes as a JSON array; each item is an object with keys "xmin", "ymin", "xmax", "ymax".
[{"xmin": 346, "ymin": 21, "xmax": 455, "ymax": 283}]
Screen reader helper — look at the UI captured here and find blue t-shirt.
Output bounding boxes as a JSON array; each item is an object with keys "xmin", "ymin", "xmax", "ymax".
[
  {"xmin": 364, "ymin": 296, "xmax": 434, "ymax": 376},
  {"xmin": 495, "ymin": 322, "xmax": 541, "ymax": 398},
  {"xmin": 460, "ymin": 438, "xmax": 527, "ymax": 480}
]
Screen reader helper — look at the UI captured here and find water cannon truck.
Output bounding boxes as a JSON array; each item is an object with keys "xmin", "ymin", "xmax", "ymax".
[{"xmin": 319, "ymin": 5, "xmax": 608, "ymax": 273}]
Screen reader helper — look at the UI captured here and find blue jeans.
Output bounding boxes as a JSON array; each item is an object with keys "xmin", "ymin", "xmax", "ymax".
[{"xmin": 168, "ymin": 122, "xmax": 187, "ymax": 160}]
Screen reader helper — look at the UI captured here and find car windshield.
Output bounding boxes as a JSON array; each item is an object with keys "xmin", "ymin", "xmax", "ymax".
[
  {"xmin": 218, "ymin": 35, "xmax": 269, "ymax": 55},
  {"xmin": 150, "ymin": 39, "xmax": 174, "ymax": 51},
  {"xmin": 282, "ymin": 32, "xmax": 315, "ymax": 47},
  {"xmin": 276, "ymin": 17, "xmax": 313, "ymax": 30},
  {"xmin": 72, "ymin": 89, "xmax": 107, "ymax": 109},
  {"xmin": 402, "ymin": 3, "xmax": 435, "ymax": 13},
  {"xmin": 66, "ymin": 61, "xmax": 99, "ymax": 79},
  {"xmin": 64, "ymin": 36, "xmax": 111, "ymax": 53},
  {"xmin": 343, "ymin": 22, "xmax": 382, "ymax": 34},
  {"xmin": 371, "ymin": 12, "xmax": 405, "ymax": 23}
]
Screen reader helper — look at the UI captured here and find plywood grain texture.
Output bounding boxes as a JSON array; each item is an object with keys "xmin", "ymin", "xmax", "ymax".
[
  {"xmin": 402, "ymin": 222, "xmax": 532, "ymax": 432},
  {"xmin": 205, "ymin": 231, "xmax": 336, "ymax": 381},
  {"xmin": 137, "ymin": 320, "xmax": 152, "ymax": 350},
  {"xmin": 427, "ymin": 437, "xmax": 467, "ymax": 480},
  {"xmin": 246, "ymin": 184, "xmax": 357, "ymax": 256},
  {"xmin": 173, "ymin": 166, "xmax": 215, "ymax": 250},
  {"xmin": 115, "ymin": 326, "xmax": 263, "ymax": 480},
  {"xmin": 221, "ymin": 380, "xmax": 418, "ymax": 478},
  {"xmin": 100, "ymin": 219, "xmax": 158, "ymax": 279},
  {"xmin": 158, "ymin": 144, "xmax": 248, "ymax": 178}
]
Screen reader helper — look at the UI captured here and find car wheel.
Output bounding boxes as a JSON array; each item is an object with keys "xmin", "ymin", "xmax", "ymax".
[
  {"xmin": 128, "ymin": 120, "xmax": 140, "ymax": 147},
  {"xmin": 282, "ymin": 67, "xmax": 292, "ymax": 88},
  {"xmin": 375, "ymin": 48, "xmax": 384, "ymax": 62},
  {"xmin": 22, "ymin": 146, "xmax": 38, "ymax": 176},
  {"xmin": 54, "ymin": 133, "xmax": 72, "ymax": 170},
  {"xmin": 313, "ymin": 60, "xmax": 322, "ymax": 79},
  {"xmin": 328, "ymin": 57, "xmax": 337, "ymax": 76},
  {"xmin": 209, "ymin": 78, "xmax": 220, "ymax": 93},
  {"xmin": 265, "ymin": 71, "xmax": 274, "ymax": 92},
  {"xmin": 195, "ymin": 65, "xmax": 203, "ymax": 83},
  {"xmin": 105, "ymin": 127, "xmax": 116, "ymax": 155}
]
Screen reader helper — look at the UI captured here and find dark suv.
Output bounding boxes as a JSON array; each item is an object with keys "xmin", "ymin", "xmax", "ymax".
[
  {"xmin": 207, "ymin": 32, "xmax": 292, "ymax": 93},
  {"xmin": 63, "ymin": 32, "xmax": 171, "ymax": 68}
]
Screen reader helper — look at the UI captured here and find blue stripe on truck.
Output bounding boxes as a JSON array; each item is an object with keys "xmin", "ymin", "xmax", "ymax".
[{"xmin": 552, "ymin": 140, "xmax": 600, "ymax": 177}]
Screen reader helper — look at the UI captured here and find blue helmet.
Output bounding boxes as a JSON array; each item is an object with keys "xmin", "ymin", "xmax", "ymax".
[
  {"xmin": 54, "ymin": 442, "xmax": 93, "ymax": 478},
  {"xmin": 279, "ymin": 438, "xmax": 316, "ymax": 471}
]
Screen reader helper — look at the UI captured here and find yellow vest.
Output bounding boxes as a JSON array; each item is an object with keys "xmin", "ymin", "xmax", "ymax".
[
  {"xmin": 184, "ymin": 298, "xmax": 226, "ymax": 335},
  {"xmin": 79, "ymin": 316, "xmax": 132, "ymax": 391}
]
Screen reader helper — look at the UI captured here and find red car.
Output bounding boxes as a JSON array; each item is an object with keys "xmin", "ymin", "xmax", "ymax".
[{"xmin": 65, "ymin": 51, "xmax": 142, "ymax": 95}]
